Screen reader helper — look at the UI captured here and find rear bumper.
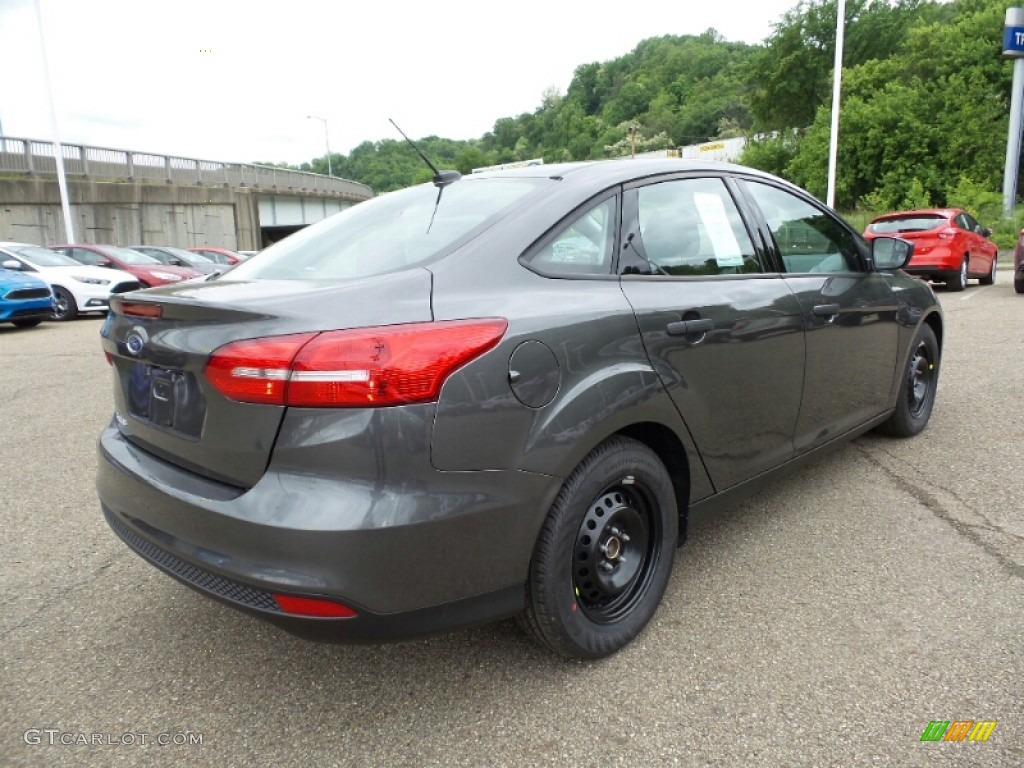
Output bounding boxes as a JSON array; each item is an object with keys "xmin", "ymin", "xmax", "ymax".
[
  {"xmin": 903, "ymin": 265, "xmax": 959, "ymax": 282},
  {"xmin": 96, "ymin": 422, "xmax": 562, "ymax": 641},
  {"xmin": 101, "ymin": 503, "xmax": 524, "ymax": 642}
]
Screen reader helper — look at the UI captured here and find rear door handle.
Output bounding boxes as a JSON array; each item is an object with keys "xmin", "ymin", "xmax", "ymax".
[
  {"xmin": 666, "ymin": 318, "xmax": 714, "ymax": 336},
  {"xmin": 812, "ymin": 303, "xmax": 840, "ymax": 317}
]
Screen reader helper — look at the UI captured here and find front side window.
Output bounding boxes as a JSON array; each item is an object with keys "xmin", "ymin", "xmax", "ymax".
[
  {"xmin": 744, "ymin": 181, "xmax": 862, "ymax": 274},
  {"xmin": 635, "ymin": 177, "xmax": 760, "ymax": 276}
]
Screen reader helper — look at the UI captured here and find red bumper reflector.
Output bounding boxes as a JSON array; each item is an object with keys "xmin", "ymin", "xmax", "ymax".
[
  {"xmin": 272, "ymin": 594, "xmax": 358, "ymax": 618},
  {"xmin": 120, "ymin": 301, "xmax": 163, "ymax": 318}
]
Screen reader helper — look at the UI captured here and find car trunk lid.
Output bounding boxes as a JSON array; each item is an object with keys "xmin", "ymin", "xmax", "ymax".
[{"xmin": 100, "ymin": 270, "xmax": 433, "ymax": 487}]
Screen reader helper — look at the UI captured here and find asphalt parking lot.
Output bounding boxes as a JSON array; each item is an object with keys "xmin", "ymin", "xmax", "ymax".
[{"xmin": 2, "ymin": 271, "xmax": 1022, "ymax": 768}]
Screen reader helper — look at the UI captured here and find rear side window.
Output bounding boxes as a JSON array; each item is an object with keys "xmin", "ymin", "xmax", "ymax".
[
  {"xmin": 526, "ymin": 196, "xmax": 617, "ymax": 276},
  {"xmin": 226, "ymin": 178, "xmax": 541, "ymax": 281}
]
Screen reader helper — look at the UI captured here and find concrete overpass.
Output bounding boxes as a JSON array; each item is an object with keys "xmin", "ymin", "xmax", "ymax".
[{"xmin": 0, "ymin": 136, "xmax": 374, "ymax": 250}]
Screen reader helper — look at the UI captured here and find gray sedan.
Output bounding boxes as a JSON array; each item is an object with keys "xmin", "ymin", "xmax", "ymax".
[{"xmin": 96, "ymin": 159, "xmax": 941, "ymax": 659}]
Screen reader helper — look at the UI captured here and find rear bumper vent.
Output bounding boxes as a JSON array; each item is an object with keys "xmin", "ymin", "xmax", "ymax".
[{"xmin": 102, "ymin": 505, "xmax": 282, "ymax": 613}]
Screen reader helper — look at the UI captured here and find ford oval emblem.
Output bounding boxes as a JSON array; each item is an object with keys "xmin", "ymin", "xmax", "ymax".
[{"xmin": 125, "ymin": 332, "xmax": 145, "ymax": 356}]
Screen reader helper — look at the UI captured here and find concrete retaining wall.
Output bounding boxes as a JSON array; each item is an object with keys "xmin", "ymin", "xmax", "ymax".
[{"xmin": 0, "ymin": 178, "xmax": 260, "ymax": 249}]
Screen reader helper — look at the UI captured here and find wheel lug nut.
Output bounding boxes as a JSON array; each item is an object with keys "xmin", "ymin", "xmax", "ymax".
[{"xmin": 600, "ymin": 561, "xmax": 614, "ymax": 572}]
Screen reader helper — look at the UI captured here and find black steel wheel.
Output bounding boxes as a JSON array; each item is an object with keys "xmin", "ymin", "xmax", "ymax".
[
  {"xmin": 52, "ymin": 286, "xmax": 78, "ymax": 321},
  {"xmin": 876, "ymin": 324, "xmax": 939, "ymax": 437},
  {"xmin": 520, "ymin": 436, "xmax": 678, "ymax": 659}
]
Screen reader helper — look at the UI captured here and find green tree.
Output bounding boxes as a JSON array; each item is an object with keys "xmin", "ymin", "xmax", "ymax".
[
  {"xmin": 786, "ymin": 0, "xmax": 1013, "ymax": 209},
  {"xmin": 747, "ymin": 0, "xmax": 942, "ymax": 132}
]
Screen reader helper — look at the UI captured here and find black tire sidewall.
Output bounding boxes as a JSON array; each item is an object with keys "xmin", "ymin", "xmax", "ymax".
[
  {"xmin": 527, "ymin": 438, "xmax": 678, "ymax": 659},
  {"xmin": 881, "ymin": 324, "xmax": 940, "ymax": 437},
  {"xmin": 949, "ymin": 258, "xmax": 967, "ymax": 291}
]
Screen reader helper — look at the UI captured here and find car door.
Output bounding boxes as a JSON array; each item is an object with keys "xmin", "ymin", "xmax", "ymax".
[
  {"xmin": 956, "ymin": 211, "xmax": 996, "ymax": 275},
  {"xmin": 737, "ymin": 178, "xmax": 901, "ymax": 453},
  {"xmin": 617, "ymin": 174, "xmax": 806, "ymax": 492}
]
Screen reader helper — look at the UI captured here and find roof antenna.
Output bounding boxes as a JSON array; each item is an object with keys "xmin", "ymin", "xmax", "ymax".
[{"xmin": 389, "ymin": 118, "xmax": 461, "ymax": 188}]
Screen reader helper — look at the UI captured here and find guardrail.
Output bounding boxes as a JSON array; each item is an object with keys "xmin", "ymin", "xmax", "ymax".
[{"xmin": 0, "ymin": 135, "xmax": 373, "ymax": 200}]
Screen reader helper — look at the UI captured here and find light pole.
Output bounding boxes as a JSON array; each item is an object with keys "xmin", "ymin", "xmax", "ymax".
[{"xmin": 306, "ymin": 115, "xmax": 332, "ymax": 177}]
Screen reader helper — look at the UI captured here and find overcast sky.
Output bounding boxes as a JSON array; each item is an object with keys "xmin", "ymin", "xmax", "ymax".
[{"xmin": 0, "ymin": 0, "xmax": 800, "ymax": 166}]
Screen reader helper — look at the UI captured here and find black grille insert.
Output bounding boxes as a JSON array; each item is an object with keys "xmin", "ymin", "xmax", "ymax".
[
  {"xmin": 4, "ymin": 288, "xmax": 52, "ymax": 300},
  {"xmin": 103, "ymin": 507, "xmax": 281, "ymax": 613}
]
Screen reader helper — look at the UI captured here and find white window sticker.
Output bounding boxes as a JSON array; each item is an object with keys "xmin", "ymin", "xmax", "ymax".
[{"xmin": 694, "ymin": 192, "xmax": 745, "ymax": 267}]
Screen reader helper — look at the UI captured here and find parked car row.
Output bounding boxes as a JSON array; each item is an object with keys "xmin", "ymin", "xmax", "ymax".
[{"xmin": 0, "ymin": 243, "xmax": 251, "ymax": 325}]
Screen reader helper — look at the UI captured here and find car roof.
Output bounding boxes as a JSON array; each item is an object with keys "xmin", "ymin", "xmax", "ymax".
[{"xmin": 468, "ymin": 159, "xmax": 780, "ymax": 189}]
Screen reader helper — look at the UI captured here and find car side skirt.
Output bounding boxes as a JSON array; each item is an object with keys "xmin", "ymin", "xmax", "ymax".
[{"xmin": 685, "ymin": 410, "xmax": 892, "ymax": 530}]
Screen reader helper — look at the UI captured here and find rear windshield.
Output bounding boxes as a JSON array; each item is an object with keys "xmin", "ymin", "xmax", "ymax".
[
  {"xmin": 868, "ymin": 215, "xmax": 945, "ymax": 234},
  {"xmin": 225, "ymin": 178, "xmax": 541, "ymax": 281}
]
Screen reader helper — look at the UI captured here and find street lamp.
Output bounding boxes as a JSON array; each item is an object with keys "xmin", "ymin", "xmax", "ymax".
[{"xmin": 306, "ymin": 115, "xmax": 332, "ymax": 177}]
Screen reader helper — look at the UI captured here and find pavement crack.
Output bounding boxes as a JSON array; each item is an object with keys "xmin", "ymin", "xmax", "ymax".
[
  {"xmin": 0, "ymin": 548, "xmax": 136, "ymax": 641},
  {"xmin": 855, "ymin": 444, "xmax": 1024, "ymax": 580}
]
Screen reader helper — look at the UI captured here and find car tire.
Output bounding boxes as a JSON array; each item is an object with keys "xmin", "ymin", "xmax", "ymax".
[
  {"xmin": 52, "ymin": 286, "xmax": 79, "ymax": 321},
  {"xmin": 875, "ymin": 324, "xmax": 940, "ymax": 438},
  {"xmin": 947, "ymin": 258, "xmax": 967, "ymax": 292},
  {"xmin": 1015, "ymin": 276, "xmax": 1024, "ymax": 294},
  {"xmin": 11, "ymin": 319, "xmax": 42, "ymax": 328},
  {"xmin": 979, "ymin": 255, "xmax": 997, "ymax": 286},
  {"xmin": 519, "ymin": 436, "xmax": 678, "ymax": 659}
]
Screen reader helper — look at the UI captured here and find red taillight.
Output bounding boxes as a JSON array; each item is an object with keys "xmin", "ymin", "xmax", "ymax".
[
  {"xmin": 272, "ymin": 594, "xmax": 357, "ymax": 618},
  {"xmin": 205, "ymin": 319, "xmax": 507, "ymax": 407},
  {"xmin": 121, "ymin": 301, "xmax": 163, "ymax": 318},
  {"xmin": 205, "ymin": 333, "xmax": 317, "ymax": 405}
]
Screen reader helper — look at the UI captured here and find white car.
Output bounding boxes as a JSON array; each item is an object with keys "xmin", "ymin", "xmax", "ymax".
[{"xmin": 0, "ymin": 242, "xmax": 143, "ymax": 321}]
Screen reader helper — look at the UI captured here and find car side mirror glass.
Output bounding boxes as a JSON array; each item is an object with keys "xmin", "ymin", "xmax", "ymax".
[
  {"xmin": 2, "ymin": 259, "xmax": 22, "ymax": 270},
  {"xmin": 981, "ymin": 227, "xmax": 992, "ymax": 238},
  {"xmin": 98, "ymin": 259, "xmax": 112, "ymax": 267},
  {"xmin": 872, "ymin": 236, "xmax": 913, "ymax": 271}
]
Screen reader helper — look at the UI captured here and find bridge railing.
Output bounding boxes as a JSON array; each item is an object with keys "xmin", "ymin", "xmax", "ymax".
[{"xmin": 0, "ymin": 135, "xmax": 373, "ymax": 200}]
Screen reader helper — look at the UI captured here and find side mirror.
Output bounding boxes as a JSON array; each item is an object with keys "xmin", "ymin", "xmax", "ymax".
[
  {"xmin": 871, "ymin": 236, "xmax": 913, "ymax": 271},
  {"xmin": 97, "ymin": 259, "xmax": 113, "ymax": 268},
  {"xmin": 980, "ymin": 226, "xmax": 993, "ymax": 238},
  {"xmin": 2, "ymin": 259, "xmax": 22, "ymax": 270}
]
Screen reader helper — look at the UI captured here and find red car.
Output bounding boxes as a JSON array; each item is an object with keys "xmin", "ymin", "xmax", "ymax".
[
  {"xmin": 188, "ymin": 246, "xmax": 248, "ymax": 265},
  {"xmin": 50, "ymin": 244, "xmax": 201, "ymax": 287},
  {"xmin": 864, "ymin": 208, "xmax": 998, "ymax": 291}
]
